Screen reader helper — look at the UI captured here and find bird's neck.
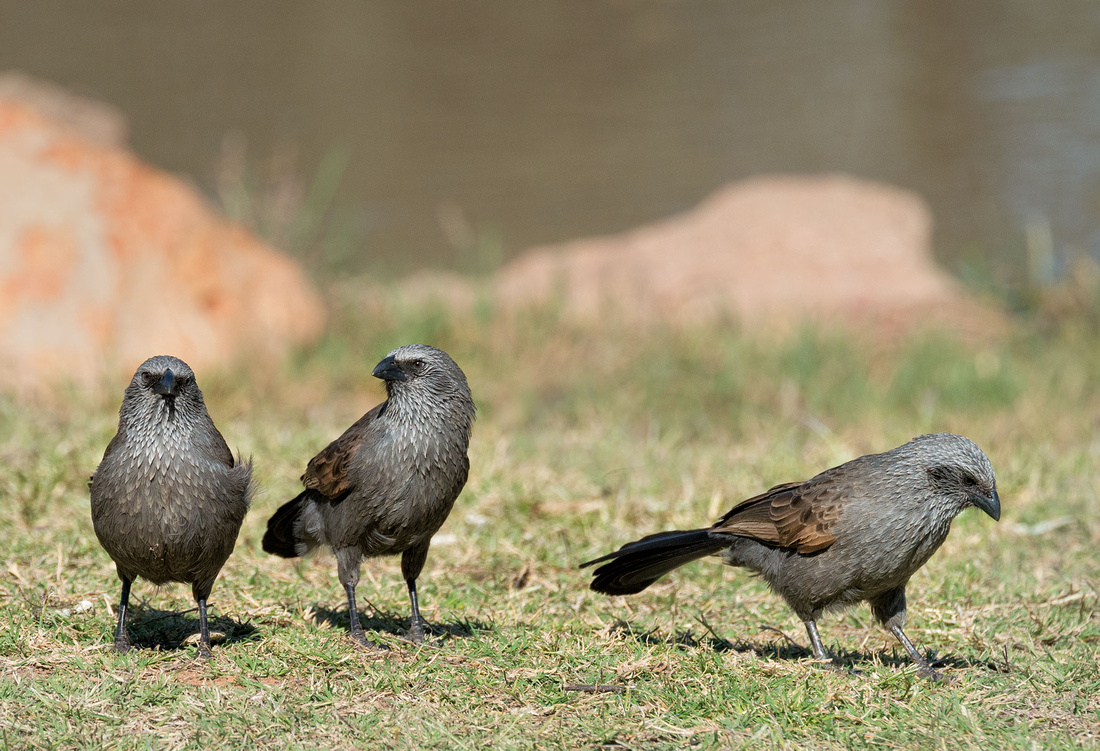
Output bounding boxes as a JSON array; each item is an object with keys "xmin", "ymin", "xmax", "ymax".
[
  {"xmin": 384, "ymin": 388, "xmax": 473, "ymax": 439},
  {"xmin": 125, "ymin": 401, "xmax": 203, "ymax": 444}
]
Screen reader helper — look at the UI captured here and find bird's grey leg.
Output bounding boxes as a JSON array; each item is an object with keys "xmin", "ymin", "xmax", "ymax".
[
  {"xmin": 804, "ymin": 620, "xmax": 830, "ymax": 660},
  {"xmin": 804, "ymin": 619, "xmax": 859, "ymax": 673},
  {"xmin": 337, "ymin": 549, "xmax": 367, "ymax": 645},
  {"xmin": 343, "ymin": 582, "xmax": 368, "ymax": 644},
  {"xmin": 113, "ymin": 576, "xmax": 132, "ymax": 653},
  {"xmin": 889, "ymin": 625, "xmax": 942, "ymax": 681},
  {"xmin": 401, "ymin": 542, "xmax": 431, "ymax": 644},
  {"xmin": 405, "ymin": 578, "xmax": 425, "ymax": 644},
  {"xmin": 192, "ymin": 581, "xmax": 215, "ymax": 659},
  {"xmin": 871, "ymin": 587, "xmax": 942, "ymax": 680},
  {"xmin": 195, "ymin": 597, "xmax": 213, "ymax": 659},
  {"xmin": 337, "ymin": 548, "xmax": 387, "ymax": 650}
]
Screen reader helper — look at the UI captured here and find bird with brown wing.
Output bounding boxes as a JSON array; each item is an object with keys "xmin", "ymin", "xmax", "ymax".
[
  {"xmin": 262, "ymin": 344, "xmax": 475, "ymax": 648},
  {"xmin": 582, "ymin": 433, "xmax": 1001, "ymax": 678}
]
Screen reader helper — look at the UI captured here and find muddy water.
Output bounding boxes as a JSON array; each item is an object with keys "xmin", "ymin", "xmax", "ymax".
[{"xmin": 0, "ymin": 1, "xmax": 1097, "ymax": 275}]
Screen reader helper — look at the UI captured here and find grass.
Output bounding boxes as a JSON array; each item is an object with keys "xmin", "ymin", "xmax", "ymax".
[{"xmin": 1, "ymin": 299, "xmax": 1098, "ymax": 750}]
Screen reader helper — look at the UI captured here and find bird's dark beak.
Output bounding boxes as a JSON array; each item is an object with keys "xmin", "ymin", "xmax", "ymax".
[
  {"xmin": 154, "ymin": 369, "xmax": 176, "ymax": 397},
  {"xmin": 372, "ymin": 355, "xmax": 408, "ymax": 382},
  {"xmin": 973, "ymin": 488, "xmax": 1001, "ymax": 521}
]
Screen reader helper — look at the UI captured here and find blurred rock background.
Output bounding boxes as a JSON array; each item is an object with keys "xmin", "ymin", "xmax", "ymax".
[
  {"xmin": 0, "ymin": 2, "xmax": 1097, "ymax": 391},
  {"xmin": 0, "ymin": 87, "xmax": 325, "ymax": 392}
]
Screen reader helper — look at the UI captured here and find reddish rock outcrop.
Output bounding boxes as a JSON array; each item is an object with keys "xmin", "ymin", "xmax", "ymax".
[
  {"xmin": 492, "ymin": 174, "xmax": 1003, "ymax": 336},
  {"xmin": 0, "ymin": 96, "xmax": 326, "ymax": 393},
  {"xmin": 0, "ymin": 72, "xmax": 128, "ymax": 147}
]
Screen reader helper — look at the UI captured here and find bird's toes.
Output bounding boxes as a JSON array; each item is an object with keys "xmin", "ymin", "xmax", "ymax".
[
  {"xmin": 813, "ymin": 660, "xmax": 861, "ymax": 677},
  {"xmin": 917, "ymin": 665, "xmax": 952, "ymax": 683},
  {"xmin": 349, "ymin": 630, "xmax": 391, "ymax": 652},
  {"xmin": 112, "ymin": 638, "xmax": 131, "ymax": 654},
  {"xmin": 910, "ymin": 655, "xmax": 953, "ymax": 682},
  {"xmin": 195, "ymin": 642, "xmax": 214, "ymax": 660},
  {"xmin": 406, "ymin": 623, "xmax": 428, "ymax": 645}
]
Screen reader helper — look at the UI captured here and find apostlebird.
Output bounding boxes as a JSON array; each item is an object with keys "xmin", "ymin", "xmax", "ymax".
[
  {"xmin": 90, "ymin": 355, "xmax": 253, "ymax": 657},
  {"xmin": 582, "ymin": 433, "xmax": 1000, "ymax": 678},
  {"xmin": 262, "ymin": 344, "xmax": 475, "ymax": 647}
]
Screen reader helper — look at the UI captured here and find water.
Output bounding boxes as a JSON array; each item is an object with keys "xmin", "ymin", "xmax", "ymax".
[{"xmin": 1, "ymin": 0, "xmax": 1097, "ymax": 276}]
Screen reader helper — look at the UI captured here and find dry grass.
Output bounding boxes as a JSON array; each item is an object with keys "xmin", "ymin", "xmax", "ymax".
[{"xmin": 1, "ymin": 301, "xmax": 1099, "ymax": 749}]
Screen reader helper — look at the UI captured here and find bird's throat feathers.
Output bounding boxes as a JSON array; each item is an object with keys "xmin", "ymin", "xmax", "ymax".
[
  {"xmin": 384, "ymin": 381, "xmax": 475, "ymax": 438},
  {"xmin": 118, "ymin": 388, "xmax": 214, "ymax": 460}
]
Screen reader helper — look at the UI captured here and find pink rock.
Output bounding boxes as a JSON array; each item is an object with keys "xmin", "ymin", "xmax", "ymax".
[
  {"xmin": 494, "ymin": 174, "xmax": 1003, "ymax": 336},
  {"xmin": 0, "ymin": 97, "xmax": 326, "ymax": 393},
  {"xmin": 0, "ymin": 72, "xmax": 127, "ymax": 148}
]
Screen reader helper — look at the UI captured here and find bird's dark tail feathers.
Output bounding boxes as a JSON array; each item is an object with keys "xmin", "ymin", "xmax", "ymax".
[
  {"xmin": 262, "ymin": 491, "xmax": 326, "ymax": 558},
  {"xmin": 580, "ymin": 529, "xmax": 727, "ymax": 595}
]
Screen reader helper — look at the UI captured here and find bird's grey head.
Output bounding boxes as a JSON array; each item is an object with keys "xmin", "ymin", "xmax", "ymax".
[
  {"xmin": 122, "ymin": 355, "xmax": 205, "ymax": 423},
  {"xmin": 912, "ymin": 433, "xmax": 1000, "ymax": 521},
  {"xmin": 372, "ymin": 344, "xmax": 472, "ymax": 404}
]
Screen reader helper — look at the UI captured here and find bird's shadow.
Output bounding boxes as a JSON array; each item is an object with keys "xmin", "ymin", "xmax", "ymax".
[
  {"xmin": 123, "ymin": 604, "xmax": 259, "ymax": 653},
  {"xmin": 309, "ymin": 604, "xmax": 491, "ymax": 644},
  {"xmin": 606, "ymin": 620, "xmax": 1008, "ymax": 674}
]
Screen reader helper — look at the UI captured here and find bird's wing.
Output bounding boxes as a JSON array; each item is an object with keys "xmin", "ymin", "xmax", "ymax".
[
  {"xmin": 208, "ymin": 425, "xmax": 236, "ymax": 468},
  {"xmin": 89, "ymin": 428, "xmax": 126, "ymax": 488},
  {"xmin": 301, "ymin": 402, "xmax": 386, "ymax": 500},
  {"xmin": 188, "ymin": 412, "xmax": 236, "ymax": 469},
  {"xmin": 710, "ymin": 476, "xmax": 844, "ymax": 554},
  {"xmin": 99, "ymin": 428, "xmax": 126, "ymax": 463}
]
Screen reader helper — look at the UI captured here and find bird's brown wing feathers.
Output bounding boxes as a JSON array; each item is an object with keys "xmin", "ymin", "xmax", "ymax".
[
  {"xmin": 710, "ymin": 477, "xmax": 844, "ymax": 554},
  {"xmin": 301, "ymin": 402, "xmax": 386, "ymax": 500}
]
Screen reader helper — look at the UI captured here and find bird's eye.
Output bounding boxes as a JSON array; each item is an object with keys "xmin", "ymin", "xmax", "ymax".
[
  {"xmin": 962, "ymin": 474, "xmax": 978, "ymax": 487},
  {"xmin": 140, "ymin": 372, "xmax": 155, "ymax": 386},
  {"xmin": 177, "ymin": 376, "xmax": 193, "ymax": 388},
  {"xmin": 411, "ymin": 359, "xmax": 425, "ymax": 371}
]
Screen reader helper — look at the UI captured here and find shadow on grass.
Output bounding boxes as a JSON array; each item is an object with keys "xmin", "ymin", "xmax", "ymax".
[
  {"xmin": 310, "ymin": 603, "xmax": 492, "ymax": 643},
  {"xmin": 124, "ymin": 604, "xmax": 260, "ymax": 653},
  {"xmin": 606, "ymin": 619, "xmax": 1008, "ymax": 674}
]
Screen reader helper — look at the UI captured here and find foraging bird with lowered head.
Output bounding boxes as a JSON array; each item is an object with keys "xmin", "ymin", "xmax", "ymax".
[
  {"xmin": 90, "ymin": 355, "xmax": 253, "ymax": 657},
  {"xmin": 582, "ymin": 433, "xmax": 1000, "ymax": 678},
  {"xmin": 262, "ymin": 344, "xmax": 475, "ymax": 647}
]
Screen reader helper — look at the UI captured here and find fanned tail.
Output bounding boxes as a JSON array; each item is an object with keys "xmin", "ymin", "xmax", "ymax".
[
  {"xmin": 580, "ymin": 529, "xmax": 727, "ymax": 595},
  {"xmin": 262, "ymin": 491, "xmax": 325, "ymax": 558}
]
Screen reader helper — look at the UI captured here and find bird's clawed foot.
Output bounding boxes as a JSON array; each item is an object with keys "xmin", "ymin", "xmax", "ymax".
[
  {"xmin": 812, "ymin": 659, "xmax": 862, "ymax": 677},
  {"xmin": 914, "ymin": 661, "xmax": 953, "ymax": 683},
  {"xmin": 918, "ymin": 665, "xmax": 943, "ymax": 682},
  {"xmin": 112, "ymin": 633, "xmax": 131, "ymax": 654},
  {"xmin": 405, "ymin": 617, "xmax": 429, "ymax": 645},
  {"xmin": 195, "ymin": 641, "xmax": 213, "ymax": 660},
  {"xmin": 349, "ymin": 626, "xmax": 391, "ymax": 652}
]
